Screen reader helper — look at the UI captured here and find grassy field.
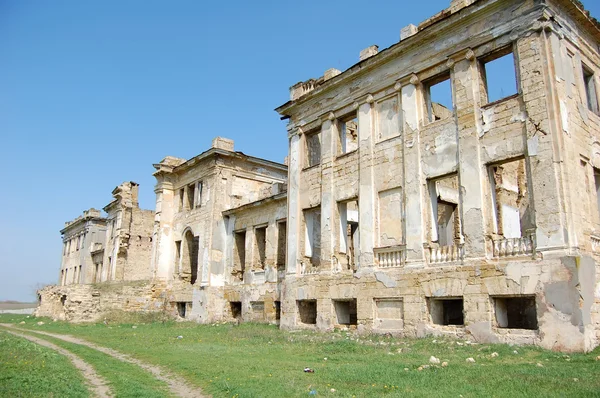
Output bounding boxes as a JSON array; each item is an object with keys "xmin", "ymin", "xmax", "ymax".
[
  {"xmin": 2, "ymin": 314, "xmax": 600, "ymax": 397},
  {"xmin": 0, "ymin": 330, "xmax": 89, "ymax": 397}
]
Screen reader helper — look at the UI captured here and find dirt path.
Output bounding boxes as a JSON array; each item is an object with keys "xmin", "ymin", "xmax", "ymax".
[
  {"xmin": 0, "ymin": 324, "xmax": 208, "ymax": 398},
  {"xmin": 2, "ymin": 329, "xmax": 111, "ymax": 398}
]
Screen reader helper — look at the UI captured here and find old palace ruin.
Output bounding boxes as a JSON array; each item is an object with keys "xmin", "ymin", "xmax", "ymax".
[{"xmin": 37, "ymin": 0, "xmax": 600, "ymax": 352}]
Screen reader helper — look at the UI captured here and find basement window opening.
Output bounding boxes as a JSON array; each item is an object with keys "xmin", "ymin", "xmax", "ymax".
[
  {"xmin": 494, "ymin": 296, "xmax": 537, "ymax": 330},
  {"xmin": 230, "ymin": 301, "xmax": 242, "ymax": 319},
  {"xmin": 480, "ymin": 48, "xmax": 518, "ymax": 104},
  {"xmin": 275, "ymin": 301, "xmax": 281, "ymax": 321},
  {"xmin": 176, "ymin": 302, "xmax": 190, "ymax": 318},
  {"xmin": 297, "ymin": 300, "xmax": 317, "ymax": 325},
  {"xmin": 333, "ymin": 299, "xmax": 357, "ymax": 326},
  {"xmin": 424, "ymin": 72, "xmax": 453, "ymax": 123},
  {"xmin": 429, "ymin": 297, "xmax": 464, "ymax": 326}
]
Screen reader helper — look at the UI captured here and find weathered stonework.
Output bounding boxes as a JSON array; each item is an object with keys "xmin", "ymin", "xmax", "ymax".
[
  {"xmin": 37, "ymin": 0, "xmax": 600, "ymax": 352},
  {"xmin": 276, "ymin": 0, "xmax": 600, "ymax": 352}
]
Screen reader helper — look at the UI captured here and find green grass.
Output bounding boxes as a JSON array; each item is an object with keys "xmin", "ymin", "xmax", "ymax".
[
  {"xmin": 16, "ymin": 331, "xmax": 174, "ymax": 398},
  {"xmin": 3, "ymin": 314, "xmax": 600, "ymax": 397},
  {"xmin": 0, "ymin": 330, "xmax": 89, "ymax": 398}
]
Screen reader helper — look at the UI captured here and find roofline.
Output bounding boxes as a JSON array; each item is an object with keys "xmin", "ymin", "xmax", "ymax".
[
  {"xmin": 163, "ymin": 147, "xmax": 287, "ymax": 175},
  {"xmin": 60, "ymin": 215, "xmax": 106, "ymax": 235},
  {"xmin": 275, "ymin": 0, "xmax": 600, "ymax": 116},
  {"xmin": 222, "ymin": 192, "xmax": 287, "ymax": 216}
]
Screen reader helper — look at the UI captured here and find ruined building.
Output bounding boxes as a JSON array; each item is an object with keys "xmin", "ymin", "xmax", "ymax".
[{"xmin": 37, "ymin": 0, "xmax": 600, "ymax": 352}]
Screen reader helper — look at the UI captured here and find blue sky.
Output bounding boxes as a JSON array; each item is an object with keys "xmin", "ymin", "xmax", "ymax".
[{"xmin": 1, "ymin": 1, "xmax": 599, "ymax": 301}]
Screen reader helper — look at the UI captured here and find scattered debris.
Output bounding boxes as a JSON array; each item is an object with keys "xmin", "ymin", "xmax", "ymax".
[
  {"xmin": 36, "ymin": 321, "xmax": 44, "ymax": 326},
  {"xmin": 429, "ymin": 356, "xmax": 440, "ymax": 364},
  {"xmin": 304, "ymin": 368, "xmax": 315, "ymax": 373},
  {"xmin": 466, "ymin": 358, "xmax": 476, "ymax": 363},
  {"xmin": 177, "ymin": 335, "xmax": 183, "ymax": 339},
  {"xmin": 491, "ymin": 352, "xmax": 499, "ymax": 358},
  {"xmin": 442, "ymin": 362, "xmax": 448, "ymax": 367},
  {"xmin": 513, "ymin": 350, "xmax": 519, "ymax": 355},
  {"xmin": 132, "ymin": 325, "xmax": 137, "ymax": 329},
  {"xmin": 536, "ymin": 363, "xmax": 544, "ymax": 368}
]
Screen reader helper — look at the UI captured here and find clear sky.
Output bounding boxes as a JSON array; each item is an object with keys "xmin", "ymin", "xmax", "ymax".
[{"xmin": 1, "ymin": 1, "xmax": 599, "ymax": 301}]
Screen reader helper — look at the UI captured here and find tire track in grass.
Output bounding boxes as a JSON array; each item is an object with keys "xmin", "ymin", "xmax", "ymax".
[
  {"xmin": 0, "ymin": 324, "xmax": 209, "ymax": 398},
  {"xmin": 2, "ymin": 329, "xmax": 111, "ymax": 398}
]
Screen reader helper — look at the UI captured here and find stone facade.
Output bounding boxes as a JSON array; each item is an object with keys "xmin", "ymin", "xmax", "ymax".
[
  {"xmin": 275, "ymin": 0, "xmax": 600, "ymax": 352},
  {"xmin": 36, "ymin": 0, "xmax": 600, "ymax": 352}
]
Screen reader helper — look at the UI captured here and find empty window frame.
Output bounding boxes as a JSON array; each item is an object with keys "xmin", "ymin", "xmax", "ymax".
[
  {"xmin": 297, "ymin": 300, "xmax": 317, "ymax": 325},
  {"xmin": 187, "ymin": 183, "xmax": 196, "ymax": 210},
  {"xmin": 376, "ymin": 95, "xmax": 401, "ymax": 141},
  {"xmin": 480, "ymin": 47, "xmax": 518, "ymax": 104},
  {"xmin": 230, "ymin": 301, "xmax": 242, "ymax": 319},
  {"xmin": 250, "ymin": 301, "xmax": 265, "ymax": 321},
  {"xmin": 338, "ymin": 200, "xmax": 359, "ymax": 269},
  {"xmin": 428, "ymin": 297, "xmax": 464, "ymax": 326},
  {"xmin": 333, "ymin": 299, "xmax": 358, "ymax": 326},
  {"xmin": 489, "ymin": 159, "xmax": 530, "ymax": 238},
  {"xmin": 276, "ymin": 221, "xmax": 287, "ymax": 269},
  {"xmin": 233, "ymin": 230, "xmax": 246, "ymax": 281},
  {"xmin": 304, "ymin": 207, "xmax": 321, "ymax": 267},
  {"xmin": 582, "ymin": 64, "xmax": 599, "ymax": 115},
  {"xmin": 176, "ymin": 302, "xmax": 190, "ymax": 318},
  {"xmin": 305, "ymin": 130, "xmax": 322, "ymax": 167},
  {"xmin": 178, "ymin": 189, "xmax": 185, "ymax": 211},
  {"xmin": 174, "ymin": 240, "xmax": 182, "ymax": 273},
  {"xmin": 493, "ymin": 296, "xmax": 537, "ymax": 330},
  {"xmin": 254, "ymin": 225, "xmax": 267, "ymax": 269},
  {"xmin": 424, "ymin": 72, "xmax": 453, "ymax": 123},
  {"xmin": 274, "ymin": 301, "xmax": 281, "ymax": 321},
  {"xmin": 429, "ymin": 174, "xmax": 460, "ymax": 246},
  {"xmin": 339, "ymin": 114, "xmax": 358, "ymax": 154},
  {"xmin": 181, "ymin": 231, "xmax": 199, "ymax": 284}
]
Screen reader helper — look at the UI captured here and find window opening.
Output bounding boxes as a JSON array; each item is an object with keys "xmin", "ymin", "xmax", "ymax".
[
  {"xmin": 297, "ymin": 300, "xmax": 317, "ymax": 325},
  {"xmin": 333, "ymin": 299, "xmax": 358, "ymax": 326},
  {"xmin": 304, "ymin": 208, "xmax": 321, "ymax": 268},
  {"xmin": 429, "ymin": 298, "xmax": 464, "ymax": 326},
  {"xmin": 429, "ymin": 174, "xmax": 460, "ymax": 246},
  {"xmin": 583, "ymin": 64, "xmax": 599, "ymax": 115},
  {"xmin": 230, "ymin": 301, "xmax": 242, "ymax": 319},
  {"xmin": 424, "ymin": 73, "xmax": 453, "ymax": 122},
  {"xmin": 494, "ymin": 296, "xmax": 537, "ymax": 329},
  {"xmin": 480, "ymin": 49, "xmax": 518, "ymax": 104},
  {"xmin": 305, "ymin": 131, "xmax": 322, "ymax": 167},
  {"xmin": 254, "ymin": 226, "xmax": 267, "ymax": 269},
  {"xmin": 276, "ymin": 221, "xmax": 287, "ymax": 270},
  {"xmin": 339, "ymin": 115, "xmax": 358, "ymax": 154},
  {"xmin": 339, "ymin": 200, "xmax": 359, "ymax": 269},
  {"xmin": 489, "ymin": 159, "xmax": 530, "ymax": 238},
  {"xmin": 233, "ymin": 231, "xmax": 246, "ymax": 281}
]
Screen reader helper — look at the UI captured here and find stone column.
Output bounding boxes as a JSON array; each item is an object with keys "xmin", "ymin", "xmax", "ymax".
[
  {"xmin": 453, "ymin": 52, "xmax": 486, "ymax": 257},
  {"xmin": 402, "ymin": 79, "xmax": 426, "ymax": 263},
  {"xmin": 286, "ymin": 128, "xmax": 302, "ymax": 275},
  {"xmin": 358, "ymin": 97, "xmax": 376, "ymax": 267},
  {"xmin": 152, "ymin": 184, "xmax": 176, "ymax": 280},
  {"xmin": 320, "ymin": 115, "xmax": 336, "ymax": 270}
]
